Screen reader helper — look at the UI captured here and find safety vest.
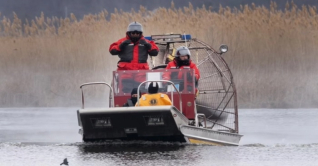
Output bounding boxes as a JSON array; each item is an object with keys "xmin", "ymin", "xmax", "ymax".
[
  {"xmin": 136, "ymin": 93, "xmax": 172, "ymax": 106},
  {"xmin": 109, "ymin": 36, "xmax": 159, "ymax": 63}
]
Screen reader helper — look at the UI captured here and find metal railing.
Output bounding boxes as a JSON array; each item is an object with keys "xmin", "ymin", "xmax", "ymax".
[
  {"xmin": 80, "ymin": 82, "xmax": 114, "ymax": 109},
  {"xmin": 195, "ymin": 113, "xmax": 207, "ymax": 128}
]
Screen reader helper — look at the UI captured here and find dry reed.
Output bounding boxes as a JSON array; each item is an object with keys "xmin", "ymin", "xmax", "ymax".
[{"xmin": 1, "ymin": 1, "xmax": 317, "ymax": 108}]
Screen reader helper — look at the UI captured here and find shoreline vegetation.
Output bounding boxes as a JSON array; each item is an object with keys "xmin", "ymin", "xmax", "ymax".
[{"xmin": 0, "ymin": 2, "xmax": 317, "ymax": 108}]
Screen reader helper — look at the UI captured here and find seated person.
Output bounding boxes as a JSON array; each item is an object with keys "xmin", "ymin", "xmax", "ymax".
[
  {"xmin": 123, "ymin": 88, "xmax": 141, "ymax": 107},
  {"xmin": 136, "ymin": 82, "xmax": 172, "ymax": 106},
  {"xmin": 163, "ymin": 46, "xmax": 200, "ymax": 82},
  {"xmin": 163, "ymin": 46, "xmax": 200, "ymax": 93}
]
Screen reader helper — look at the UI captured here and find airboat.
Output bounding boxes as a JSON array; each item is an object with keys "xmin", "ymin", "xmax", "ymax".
[{"xmin": 77, "ymin": 34, "xmax": 243, "ymax": 145}]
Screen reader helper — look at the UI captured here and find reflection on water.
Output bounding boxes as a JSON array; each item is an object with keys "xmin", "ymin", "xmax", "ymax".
[
  {"xmin": 0, "ymin": 108, "xmax": 318, "ymax": 166},
  {"xmin": 1, "ymin": 142, "xmax": 318, "ymax": 166},
  {"xmin": 77, "ymin": 142, "xmax": 195, "ymax": 166},
  {"xmin": 78, "ymin": 141, "xmax": 186, "ymax": 153}
]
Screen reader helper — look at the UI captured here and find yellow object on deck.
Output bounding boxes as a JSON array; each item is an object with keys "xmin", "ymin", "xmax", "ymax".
[
  {"xmin": 167, "ymin": 48, "xmax": 176, "ymax": 62},
  {"xmin": 136, "ymin": 93, "xmax": 172, "ymax": 106}
]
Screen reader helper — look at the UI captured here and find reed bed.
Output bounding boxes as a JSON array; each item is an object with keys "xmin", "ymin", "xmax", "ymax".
[{"xmin": 0, "ymin": 1, "xmax": 317, "ymax": 107}]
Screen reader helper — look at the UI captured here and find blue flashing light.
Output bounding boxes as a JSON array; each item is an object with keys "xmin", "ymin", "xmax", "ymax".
[
  {"xmin": 181, "ymin": 34, "xmax": 191, "ymax": 40},
  {"xmin": 144, "ymin": 36, "xmax": 152, "ymax": 41}
]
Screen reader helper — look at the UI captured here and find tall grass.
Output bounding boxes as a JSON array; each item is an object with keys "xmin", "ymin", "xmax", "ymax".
[{"xmin": 0, "ymin": 1, "xmax": 317, "ymax": 108}]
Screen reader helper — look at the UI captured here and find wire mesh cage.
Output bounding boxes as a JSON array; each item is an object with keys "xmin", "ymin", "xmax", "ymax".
[{"xmin": 150, "ymin": 36, "xmax": 238, "ymax": 133}]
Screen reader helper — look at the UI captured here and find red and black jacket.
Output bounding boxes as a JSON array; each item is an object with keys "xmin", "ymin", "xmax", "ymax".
[
  {"xmin": 109, "ymin": 36, "xmax": 159, "ymax": 63},
  {"xmin": 164, "ymin": 59, "xmax": 200, "ymax": 81}
]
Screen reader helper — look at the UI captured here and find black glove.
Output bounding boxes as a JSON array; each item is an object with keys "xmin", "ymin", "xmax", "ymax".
[
  {"xmin": 139, "ymin": 39, "xmax": 152, "ymax": 50},
  {"xmin": 119, "ymin": 40, "xmax": 131, "ymax": 50}
]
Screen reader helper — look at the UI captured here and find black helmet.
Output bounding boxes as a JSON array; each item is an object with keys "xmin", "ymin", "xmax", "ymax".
[
  {"xmin": 130, "ymin": 88, "xmax": 141, "ymax": 105},
  {"xmin": 131, "ymin": 88, "xmax": 141, "ymax": 97},
  {"xmin": 127, "ymin": 22, "xmax": 143, "ymax": 42},
  {"xmin": 148, "ymin": 82, "xmax": 159, "ymax": 94}
]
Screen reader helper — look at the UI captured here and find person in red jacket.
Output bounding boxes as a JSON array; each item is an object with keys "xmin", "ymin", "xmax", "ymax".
[
  {"xmin": 163, "ymin": 46, "xmax": 200, "ymax": 92},
  {"xmin": 109, "ymin": 21, "xmax": 159, "ymax": 69},
  {"xmin": 109, "ymin": 22, "xmax": 159, "ymax": 93}
]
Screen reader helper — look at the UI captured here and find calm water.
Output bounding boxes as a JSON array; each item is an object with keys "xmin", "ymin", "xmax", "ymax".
[{"xmin": 0, "ymin": 108, "xmax": 317, "ymax": 166}]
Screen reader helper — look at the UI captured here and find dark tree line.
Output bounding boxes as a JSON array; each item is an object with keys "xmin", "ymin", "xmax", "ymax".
[{"xmin": 0, "ymin": 0, "xmax": 317, "ymax": 20}]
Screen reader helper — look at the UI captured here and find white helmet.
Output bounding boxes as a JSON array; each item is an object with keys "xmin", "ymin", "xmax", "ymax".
[
  {"xmin": 175, "ymin": 46, "xmax": 191, "ymax": 58},
  {"xmin": 127, "ymin": 22, "xmax": 143, "ymax": 33}
]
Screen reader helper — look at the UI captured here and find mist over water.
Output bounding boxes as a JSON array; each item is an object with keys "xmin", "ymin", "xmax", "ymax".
[
  {"xmin": 0, "ymin": 108, "xmax": 317, "ymax": 166},
  {"xmin": 1, "ymin": 1, "xmax": 318, "ymax": 107}
]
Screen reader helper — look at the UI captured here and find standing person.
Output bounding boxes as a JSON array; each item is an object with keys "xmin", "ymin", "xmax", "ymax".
[
  {"xmin": 136, "ymin": 82, "xmax": 172, "ymax": 106},
  {"xmin": 109, "ymin": 21, "xmax": 159, "ymax": 69},
  {"xmin": 109, "ymin": 21, "xmax": 159, "ymax": 93},
  {"xmin": 123, "ymin": 88, "xmax": 141, "ymax": 107}
]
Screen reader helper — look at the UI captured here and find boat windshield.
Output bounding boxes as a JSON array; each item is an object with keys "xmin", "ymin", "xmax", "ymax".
[{"xmin": 112, "ymin": 69, "xmax": 195, "ymax": 96}]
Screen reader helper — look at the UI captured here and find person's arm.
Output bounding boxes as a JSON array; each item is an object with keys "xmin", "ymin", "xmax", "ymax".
[
  {"xmin": 139, "ymin": 39, "xmax": 159, "ymax": 56},
  {"xmin": 147, "ymin": 40, "xmax": 159, "ymax": 56},
  {"xmin": 166, "ymin": 62, "xmax": 172, "ymax": 69},
  {"xmin": 109, "ymin": 38, "xmax": 131, "ymax": 55},
  {"xmin": 191, "ymin": 63, "xmax": 200, "ymax": 80},
  {"xmin": 162, "ymin": 62, "xmax": 172, "ymax": 80},
  {"xmin": 109, "ymin": 39, "xmax": 121, "ymax": 55}
]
